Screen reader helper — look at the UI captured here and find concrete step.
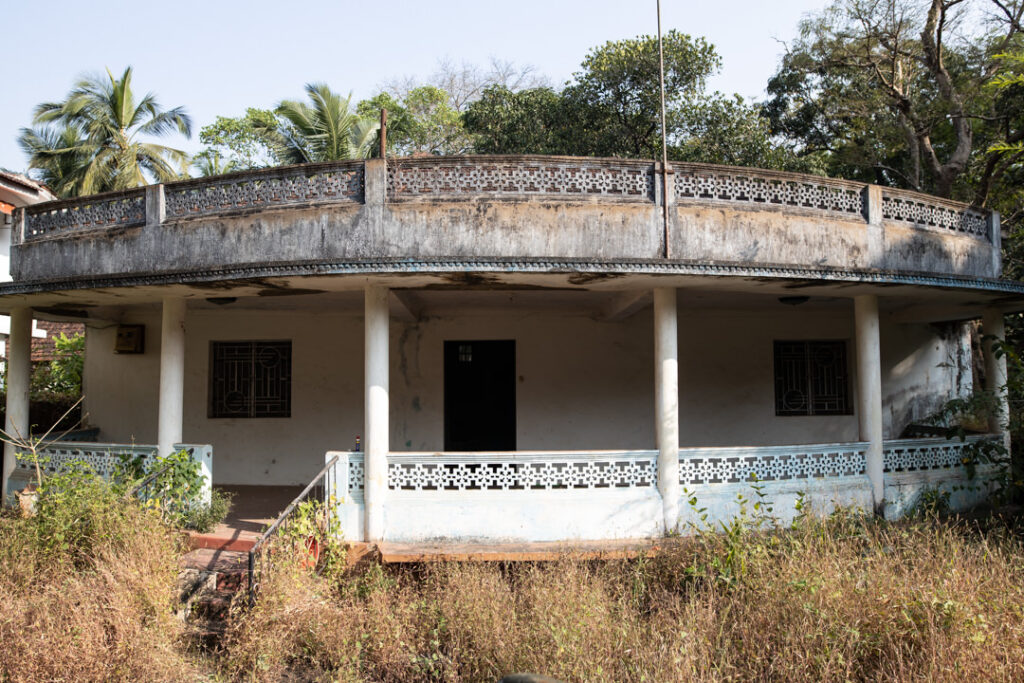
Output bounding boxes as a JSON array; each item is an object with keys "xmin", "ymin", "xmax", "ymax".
[
  {"xmin": 186, "ymin": 619, "xmax": 228, "ymax": 652},
  {"xmin": 189, "ymin": 531, "xmax": 260, "ymax": 552},
  {"xmin": 191, "ymin": 589, "xmax": 237, "ymax": 621},
  {"xmin": 181, "ymin": 547, "xmax": 249, "ymax": 574},
  {"xmin": 376, "ymin": 538, "xmax": 662, "ymax": 563}
]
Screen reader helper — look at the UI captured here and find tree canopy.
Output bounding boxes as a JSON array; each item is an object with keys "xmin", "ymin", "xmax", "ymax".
[
  {"xmin": 765, "ymin": 0, "xmax": 1024, "ymax": 201},
  {"xmin": 260, "ymin": 84, "xmax": 380, "ymax": 164},
  {"xmin": 18, "ymin": 67, "xmax": 192, "ymax": 197},
  {"xmin": 461, "ymin": 31, "xmax": 808, "ymax": 171},
  {"xmin": 357, "ymin": 86, "xmax": 469, "ymax": 156},
  {"xmin": 196, "ymin": 108, "xmax": 279, "ymax": 172}
]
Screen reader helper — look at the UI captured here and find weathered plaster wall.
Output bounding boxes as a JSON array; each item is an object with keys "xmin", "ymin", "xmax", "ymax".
[
  {"xmin": 81, "ymin": 302, "xmax": 973, "ymax": 486},
  {"xmin": 881, "ymin": 320, "xmax": 973, "ymax": 435},
  {"xmin": 674, "ymin": 207, "xmax": 993, "ymax": 277},
  {"xmin": 14, "ymin": 200, "xmax": 999, "ymax": 283}
]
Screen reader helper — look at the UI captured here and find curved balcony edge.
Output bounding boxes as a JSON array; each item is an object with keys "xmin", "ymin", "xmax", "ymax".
[
  {"xmin": 1, "ymin": 257, "xmax": 1022, "ymax": 299},
  {"xmin": 8, "ymin": 156, "xmax": 1004, "ymax": 289},
  {"xmin": 15, "ymin": 156, "xmax": 994, "ymax": 243}
]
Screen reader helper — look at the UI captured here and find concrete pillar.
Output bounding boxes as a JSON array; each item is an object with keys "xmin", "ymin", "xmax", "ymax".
[
  {"xmin": 854, "ymin": 295, "xmax": 884, "ymax": 515},
  {"xmin": 157, "ymin": 296, "xmax": 186, "ymax": 456},
  {"xmin": 364, "ymin": 284, "xmax": 389, "ymax": 542},
  {"xmin": 654, "ymin": 287, "xmax": 680, "ymax": 532},
  {"xmin": 2, "ymin": 307, "xmax": 32, "ymax": 503},
  {"xmin": 982, "ymin": 308, "xmax": 1010, "ymax": 451}
]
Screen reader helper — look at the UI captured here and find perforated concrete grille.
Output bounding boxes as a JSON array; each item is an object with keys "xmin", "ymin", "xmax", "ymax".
[{"xmin": 387, "ymin": 159, "xmax": 654, "ymax": 200}]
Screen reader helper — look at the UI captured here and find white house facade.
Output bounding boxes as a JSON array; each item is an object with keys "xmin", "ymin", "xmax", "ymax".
[
  {"xmin": 0, "ymin": 156, "xmax": 1017, "ymax": 543},
  {"xmin": 0, "ymin": 172, "xmax": 55, "ymax": 364}
]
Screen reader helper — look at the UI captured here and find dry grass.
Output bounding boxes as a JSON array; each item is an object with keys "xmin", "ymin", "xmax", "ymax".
[
  {"xmin": 0, "ymin": 483, "xmax": 201, "ymax": 682},
  {"xmin": 4, "ymin": 481, "xmax": 1024, "ymax": 682},
  {"xmin": 221, "ymin": 511, "xmax": 1024, "ymax": 682}
]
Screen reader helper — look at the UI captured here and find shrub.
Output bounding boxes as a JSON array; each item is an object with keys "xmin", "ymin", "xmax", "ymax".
[
  {"xmin": 0, "ymin": 476, "xmax": 198, "ymax": 681},
  {"xmin": 117, "ymin": 449, "xmax": 230, "ymax": 532},
  {"xmin": 185, "ymin": 487, "xmax": 233, "ymax": 533}
]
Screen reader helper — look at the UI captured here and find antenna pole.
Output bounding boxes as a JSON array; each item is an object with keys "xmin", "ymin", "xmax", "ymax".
[{"xmin": 657, "ymin": 0, "xmax": 670, "ymax": 259}]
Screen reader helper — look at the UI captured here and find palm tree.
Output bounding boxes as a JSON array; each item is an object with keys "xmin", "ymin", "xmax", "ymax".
[
  {"xmin": 261, "ymin": 83, "xmax": 379, "ymax": 163},
  {"xmin": 17, "ymin": 125, "xmax": 92, "ymax": 197},
  {"xmin": 192, "ymin": 149, "xmax": 240, "ymax": 177},
  {"xmin": 19, "ymin": 67, "xmax": 192, "ymax": 197}
]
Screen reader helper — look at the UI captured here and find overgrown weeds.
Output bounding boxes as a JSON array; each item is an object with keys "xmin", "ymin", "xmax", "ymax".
[
  {"xmin": 222, "ymin": 510, "xmax": 1024, "ymax": 682},
  {"xmin": 4, "ymin": 471, "xmax": 1024, "ymax": 682},
  {"xmin": 0, "ymin": 479, "xmax": 200, "ymax": 682}
]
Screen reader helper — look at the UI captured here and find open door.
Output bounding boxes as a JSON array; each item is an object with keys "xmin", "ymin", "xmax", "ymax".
[{"xmin": 443, "ymin": 340, "xmax": 516, "ymax": 451}]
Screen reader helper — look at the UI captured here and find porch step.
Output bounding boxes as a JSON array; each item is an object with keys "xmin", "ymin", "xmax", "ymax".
[
  {"xmin": 179, "ymin": 548, "xmax": 249, "ymax": 650},
  {"xmin": 189, "ymin": 530, "xmax": 260, "ymax": 552},
  {"xmin": 181, "ymin": 547, "xmax": 249, "ymax": 574},
  {"xmin": 375, "ymin": 538, "xmax": 662, "ymax": 563}
]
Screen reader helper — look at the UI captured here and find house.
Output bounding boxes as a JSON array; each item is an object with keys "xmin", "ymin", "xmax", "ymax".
[
  {"xmin": 0, "ymin": 171, "xmax": 56, "ymax": 373},
  {"xmin": 0, "ymin": 156, "xmax": 1016, "ymax": 544}
]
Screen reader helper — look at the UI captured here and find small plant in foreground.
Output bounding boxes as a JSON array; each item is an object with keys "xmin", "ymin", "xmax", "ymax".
[
  {"xmin": 913, "ymin": 487, "xmax": 952, "ymax": 517},
  {"xmin": 117, "ymin": 449, "xmax": 229, "ymax": 531},
  {"xmin": 279, "ymin": 495, "xmax": 346, "ymax": 581}
]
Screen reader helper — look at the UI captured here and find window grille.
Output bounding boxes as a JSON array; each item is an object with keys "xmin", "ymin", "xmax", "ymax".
[
  {"xmin": 209, "ymin": 341, "xmax": 291, "ymax": 418},
  {"xmin": 773, "ymin": 340, "xmax": 851, "ymax": 416}
]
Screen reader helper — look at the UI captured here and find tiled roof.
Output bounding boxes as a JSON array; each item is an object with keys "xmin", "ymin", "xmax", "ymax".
[{"xmin": 31, "ymin": 321, "xmax": 84, "ymax": 362}]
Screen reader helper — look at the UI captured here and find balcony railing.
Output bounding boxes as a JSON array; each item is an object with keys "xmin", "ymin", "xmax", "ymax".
[
  {"xmin": 9, "ymin": 441, "xmax": 213, "ymax": 504},
  {"xmin": 16, "ymin": 156, "xmax": 994, "ymax": 245},
  {"xmin": 327, "ymin": 435, "xmax": 995, "ymax": 501}
]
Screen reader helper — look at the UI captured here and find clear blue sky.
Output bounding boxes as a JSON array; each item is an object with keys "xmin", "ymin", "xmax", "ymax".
[{"xmin": 1, "ymin": 0, "xmax": 828, "ymax": 172}]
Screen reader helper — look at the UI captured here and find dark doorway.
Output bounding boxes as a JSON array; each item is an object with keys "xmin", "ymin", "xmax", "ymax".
[{"xmin": 444, "ymin": 340, "xmax": 516, "ymax": 451}]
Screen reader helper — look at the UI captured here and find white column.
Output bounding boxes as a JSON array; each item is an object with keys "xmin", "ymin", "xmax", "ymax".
[
  {"xmin": 654, "ymin": 287, "xmax": 680, "ymax": 532},
  {"xmin": 854, "ymin": 295, "xmax": 884, "ymax": 516},
  {"xmin": 2, "ymin": 307, "xmax": 32, "ymax": 503},
  {"xmin": 157, "ymin": 297, "xmax": 186, "ymax": 456},
  {"xmin": 982, "ymin": 308, "xmax": 1010, "ymax": 451},
  {"xmin": 364, "ymin": 284, "xmax": 390, "ymax": 542}
]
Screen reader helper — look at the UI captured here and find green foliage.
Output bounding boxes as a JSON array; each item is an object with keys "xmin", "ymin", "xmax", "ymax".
[
  {"xmin": 673, "ymin": 94, "xmax": 824, "ymax": 172},
  {"xmin": 16, "ymin": 125, "xmax": 93, "ymax": 196},
  {"xmin": 682, "ymin": 478, "xmax": 779, "ymax": 587},
  {"xmin": 358, "ymin": 86, "xmax": 470, "ymax": 156},
  {"xmin": 196, "ymin": 107, "xmax": 280, "ymax": 171},
  {"xmin": 191, "ymin": 149, "xmax": 240, "ymax": 177},
  {"xmin": 279, "ymin": 495, "xmax": 346, "ymax": 581},
  {"xmin": 462, "ymin": 31, "xmax": 803, "ymax": 170},
  {"xmin": 186, "ymin": 488, "xmax": 233, "ymax": 534},
  {"xmin": 560, "ymin": 30, "xmax": 719, "ymax": 158},
  {"xmin": 31, "ymin": 332, "xmax": 84, "ymax": 396},
  {"xmin": 462, "ymin": 86, "xmax": 567, "ymax": 155},
  {"xmin": 261, "ymin": 84, "xmax": 379, "ymax": 163},
  {"xmin": 115, "ymin": 449, "xmax": 227, "ymax": 532},
  {"xmin": 19, "ymin": 66, "xmax": 192, "ymax": 197},
  {"xmin": 29, "ymin": 460, "xmax": 143, "ymax": 567},
  {"xmin": 986, "ymin": 50, "xmax": 1024, "ymax": 155},
  {"xmin": 913, "ymin": 488, "xmax": 952, "ymax": 517},
  {"xmin": 764, "ymin": 0, "xmax": 1024, "ymax": 202}
]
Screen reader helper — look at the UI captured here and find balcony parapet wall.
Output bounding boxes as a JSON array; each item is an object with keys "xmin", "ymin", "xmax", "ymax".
[{"xmin": 10, "ymin": 156, "xmax": 1002, "ymax": 286}]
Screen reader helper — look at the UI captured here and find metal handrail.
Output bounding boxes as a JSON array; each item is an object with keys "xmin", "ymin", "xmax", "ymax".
[
  {"xmin": 247, "ymin": 454, "xmax": 340, "ymax": 601},
  {"xmin": 126, "ymin": 459, "xmax": 176, "ymax": 499}
]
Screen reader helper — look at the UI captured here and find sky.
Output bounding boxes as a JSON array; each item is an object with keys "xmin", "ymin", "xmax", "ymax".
[{"xmin": 0, "ymin": 0, "xmax": 830, "ymax": 173}]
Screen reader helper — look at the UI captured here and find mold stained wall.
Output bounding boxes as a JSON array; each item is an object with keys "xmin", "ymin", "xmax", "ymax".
[{"xmin": 81, "ymin": 301, "xmax": 973, "ymax": 486}]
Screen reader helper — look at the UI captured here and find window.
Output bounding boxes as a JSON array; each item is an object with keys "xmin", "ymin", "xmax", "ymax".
[
  {"xmin": 773, "ymin": 340, "xmax": 851, "ymax": 416},
  {"xmin": 209, "ymin": 341, "xmax": 291, "ymax": 418}
]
